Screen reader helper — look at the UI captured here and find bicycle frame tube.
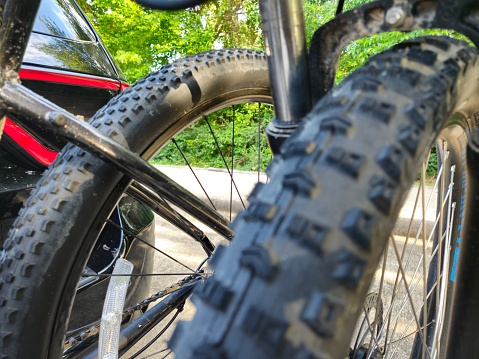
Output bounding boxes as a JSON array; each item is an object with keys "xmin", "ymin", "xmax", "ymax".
[
  {"xmin": 0, "ymin": 0, "xmax": 41, "ymax": 72},
  {"xmin": 259, "ymin": 0, "xmax": 311, "ymax": 125},
  {"xmin": 259, "ymin": 0, "xmax": 311, "ymax": 153},
  {"xmin": 0, "ymin": 0, "xmax": 41, "ymax": 134},
  {"xmin": 0, "ymin": 0, "xmax": 233, "ymax": 241}
]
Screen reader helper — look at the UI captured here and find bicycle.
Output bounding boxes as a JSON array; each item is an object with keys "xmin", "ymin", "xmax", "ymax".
[{"xmin": 1, "ymin": 0, "xmax": 478, "ymax": 358}]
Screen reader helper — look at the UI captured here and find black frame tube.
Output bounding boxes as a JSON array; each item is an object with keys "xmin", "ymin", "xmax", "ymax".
[
  {"xmin": 444, "ymin": 129, "xmax": 479, "ymax": 357},
  {"xmin": 79, "ymin": 281, "xmax": 196, "ymax": 359},
  {"xmin": 0, "ymin": 81, "xmax": 234, "ymax": 239},
  {"xmin": 0, "ymin": 0, "xmax": 41, "ymax": 72},
  {"xmin": 259, "ymin": 0, "xmax": 311, "ymax": 125}
]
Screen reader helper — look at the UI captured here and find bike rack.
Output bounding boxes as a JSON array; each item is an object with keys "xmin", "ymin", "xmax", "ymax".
[{"xmin": 0, "ymin": 82, "xmax": 234, "ymax": 240}]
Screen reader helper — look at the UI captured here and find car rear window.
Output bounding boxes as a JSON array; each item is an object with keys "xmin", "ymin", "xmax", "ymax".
[{"xmin": 33, "ymin": 0, "xmax": 96, "ymax": 42}]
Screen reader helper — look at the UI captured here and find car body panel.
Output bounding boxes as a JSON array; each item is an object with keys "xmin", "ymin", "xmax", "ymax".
[
  {"xmin": 24, "ymin": 33, "xmax": 119, "ymax": 78},
  {"xmin": 4, "ymin": 0, "xmax": 126, "ymax": 169},
  {"xmin": 0, "ymin": 0, "xmax": 154, "ymax": 337}
]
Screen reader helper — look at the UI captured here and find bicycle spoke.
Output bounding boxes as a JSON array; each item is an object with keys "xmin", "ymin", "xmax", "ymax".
[
  {"xmin": 82, "ymin": 273, "xmax": 206, "ymax": 278},
  {"xmin": 431, "ymin": 165, "xmax": 456, "ymax": 357},
  {"xmin": 388, "ymin": 320, "xmax": 436, "ymax": 347},
  {"xmin": 421, "ymin": 162, "xmax": 428, "ymax": 359},
  {"xmin": 365, "ymin": 244, "xmax": 389, "ymax": 359},
  {"xmin": 230, "ymin": 105, "xmax": 236, "ymax": 221},
  {"xmin": 139, "ymin": 348, "xmax": 171, "ymax": 359},
  {"xmin": 257, "ymin": 102, "xmax": 261, "ymax": 183},
  {"xmin": 353, "ymin": 315, "xmax": 370, "ymax": 357},
  {"xmin": 172, "ymin": 138, "xmax": 217, "ymax": 210},
  {"xmin": 388, "ymin": 270, "xmax": 442, "ymax": 357},
  {"xmin": 383, "ymin": 230, "xmax": 446, "ymax": 357},
  {"xmin": 377, "ymin": 155, "xmax": 449, "ymax": 352},
  {"xmin": 127, "ymin": 182, "xmax": 216, "ymax": 255},
  {"xmin": 381, "ymin": 180, "xmax": 423, "ymax": 352},
  {"xmin": 362, "ymin": 306, "xmax": 383, "ymax": 356},
  {"xmin": 390, "ymin": 234, "xmax": 432, "ymax": 359},
  {"xmin": 384, "ymin": 164, "xmax": 455, "ymax": 352},
  {"xmin": 105, "ymin": 219, "xmax": 197, "ymax": 273},
  {"xmin": 380, "ymin": 159, "xmax": 455, "ymax": 357},
  {"xmin": 203, "ymin": 115, "xmax": 246, "ymax": 210},
  {"xmin": 128, "ymin": 310, "xmax": 181, "ymax": 359}
]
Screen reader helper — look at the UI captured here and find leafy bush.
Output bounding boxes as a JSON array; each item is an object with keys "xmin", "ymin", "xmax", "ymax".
[
  {"xmin": 81, "ymin": 0, "xmax": 467, "ymax": 175},
  {"xmin": 152, "ymin": 103, "xmax": 274, "ymax": 172}
]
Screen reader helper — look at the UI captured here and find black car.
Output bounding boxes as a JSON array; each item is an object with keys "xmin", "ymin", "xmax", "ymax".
[{"xmin": 0, "ymin": 0, "xmax": 155, "ymax": 343}]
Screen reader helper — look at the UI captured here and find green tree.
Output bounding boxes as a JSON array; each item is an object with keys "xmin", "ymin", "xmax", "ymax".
[
  {"xmin": 79, "ymin": 0, "xmax": 262, "ymax": 81},
  {"xmin": 80, "ymin": 0, "xmax": 466, "ymax": 173}
]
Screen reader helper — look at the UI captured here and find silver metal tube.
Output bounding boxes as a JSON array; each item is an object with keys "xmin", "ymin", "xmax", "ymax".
[{"xmin": 259, "ymin": 0, "xmax": 311, "ymax": 124}]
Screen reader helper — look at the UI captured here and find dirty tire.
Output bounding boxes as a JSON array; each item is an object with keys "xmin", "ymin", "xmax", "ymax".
[
  {"xmin": 171, "ymin": 37, "xmax": 479, "ymax": 359},
  {"xmin": 0, "ymin": 49, "xmax": 270, "ymax": 359}
]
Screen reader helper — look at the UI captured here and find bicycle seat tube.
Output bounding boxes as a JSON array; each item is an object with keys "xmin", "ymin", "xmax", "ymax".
[
  {"xmin": 259, "ymin": 0, "xmax": 312, "ymax": 154},
  {"xmin": 0, "ymin": 0, "xmax": 41, "ymax": 72},
  {"xmin": 0, "ymin": 0, "xmax": 42, "ymax": 136}
]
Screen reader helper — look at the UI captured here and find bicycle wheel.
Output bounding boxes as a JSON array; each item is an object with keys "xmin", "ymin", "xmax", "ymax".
[
  {"xmin": 171, "ymin": 37, "xmax": 479, "ymax": 358},
  {"xmin": 0, "ymin": 49, "xmax": 271, "ymax": 358}
]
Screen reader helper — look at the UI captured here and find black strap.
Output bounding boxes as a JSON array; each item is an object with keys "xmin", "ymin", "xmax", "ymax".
[
  {"xmin": 134, "ymin": 0, "xmax": 209, "ymax": 10},
  {"xmin": 335, "ymin": 0, "xmax": 345, "ymax": 15}
]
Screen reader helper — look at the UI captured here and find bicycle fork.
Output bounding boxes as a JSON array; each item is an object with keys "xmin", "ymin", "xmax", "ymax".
[{"xmin": 259, "ymin": 0, "xmax": 312, "ymax": 154}]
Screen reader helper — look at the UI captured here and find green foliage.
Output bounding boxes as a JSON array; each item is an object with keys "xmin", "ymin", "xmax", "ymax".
[
  {"xmin": 152, "ymin": 104, "xmax": 274, "ymax": 172},
  {"xmin": 79, "ymin": 0, "xmax": 469, "ymax": 172},
  {"xmin": 337, "ymin": 29, "xmax": 466, "ymax": 83},
  {"xmin": 78, "ymin": 0, "xmax": 262, "ymax": 82},
  {"xmin": 427, "ymin": 146, "xmax": 438, "ymax": 178},
  {"xmin": 81, "ymin": 0, "xmax": 471, "ymax": 84}
]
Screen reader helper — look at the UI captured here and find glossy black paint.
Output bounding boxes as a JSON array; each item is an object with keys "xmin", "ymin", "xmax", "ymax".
[
  {"xmin": 29, "ymin": 0, "xmax": 125, "ymax": 80},
  {"xmin": 33, "ymin": 0, "xmax": 96, "ymax": 42},
  {"xmin": 12, "ymin": 80, "xmax": 117, "ymax": 152},
  {"xmin": 0, "ymin": 147, "xmax": 42, "ymax": 240},
  {"xmin": 0, "ymin": 0, "xmax": 155, "ymax": 340},
  {"xmin": 1, "ymin": 0, "xmax": 124, "ymax": 170},
  {"xmin": 0, "ymin": 147, "xmax": 43, "ymax": 194},
  {"xmin": 24, "ymin": 33, "xmax": 119, "ymax": 78}
]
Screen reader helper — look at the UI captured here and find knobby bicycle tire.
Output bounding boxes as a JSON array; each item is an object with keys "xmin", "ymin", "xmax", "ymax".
[
  {"xmin": 171, "ymin": 37, "xmax": 479, "ymax": 358},
  {"xmin": 0, "ymin": 49, "xmax": 271, "ymax": 358}
]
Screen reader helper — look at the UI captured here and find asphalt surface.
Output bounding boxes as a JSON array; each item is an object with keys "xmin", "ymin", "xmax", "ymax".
[{"xmin": 121, "ymin": 165, "xmax": 438, "ymax": 358}]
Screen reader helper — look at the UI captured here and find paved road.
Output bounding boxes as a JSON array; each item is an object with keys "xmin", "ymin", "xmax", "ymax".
[{"xmin": 121, "ymin": 166, "xmax": 439, "ymax": 358}]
